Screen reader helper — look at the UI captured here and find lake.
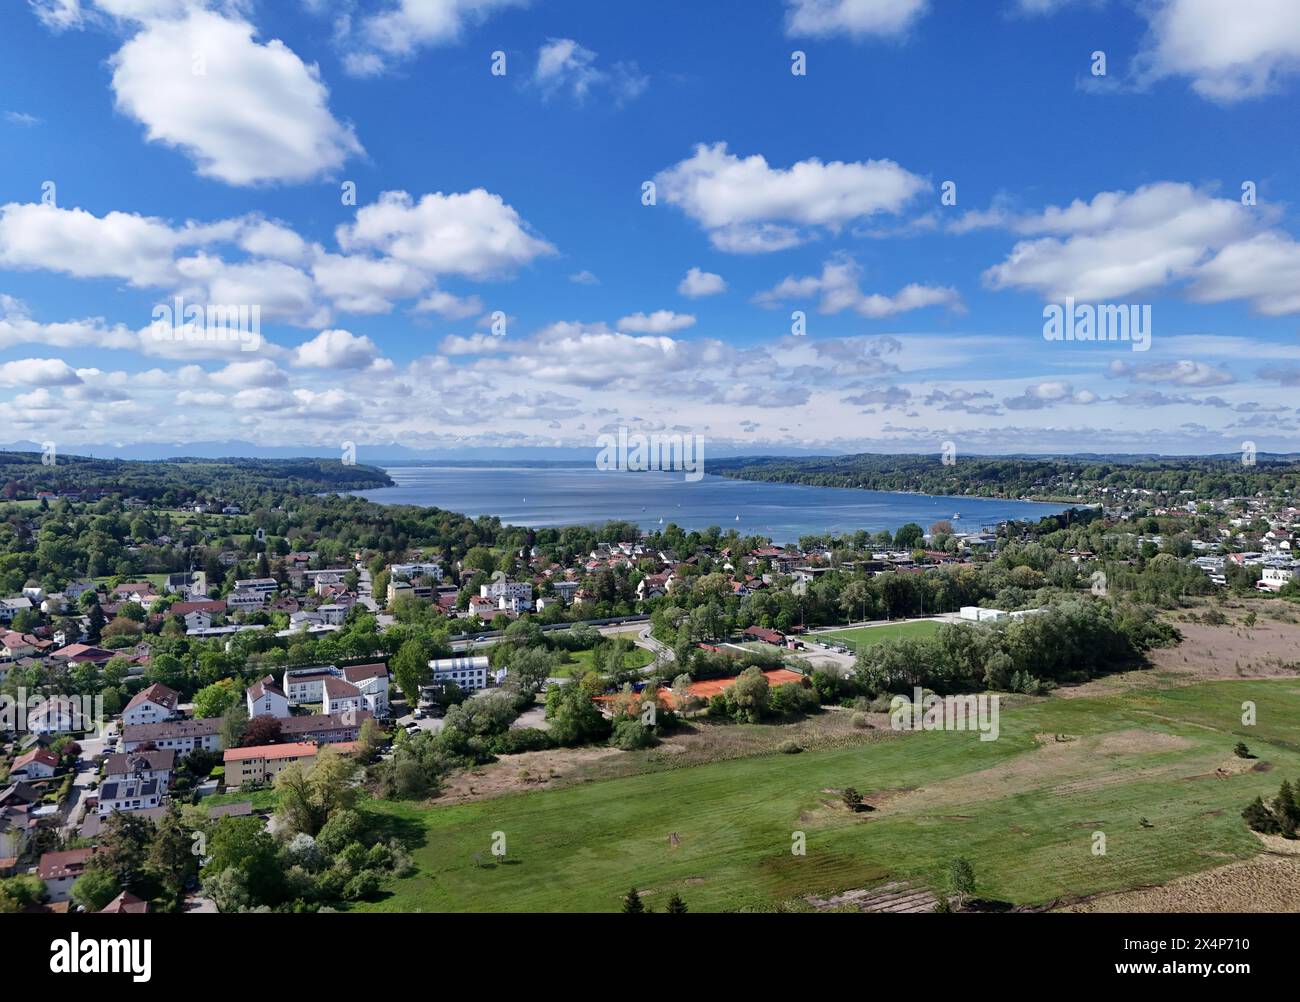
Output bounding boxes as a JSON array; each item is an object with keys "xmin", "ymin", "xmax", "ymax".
[{"xmin": 349, "ymin": 466, "xmax": 1075, "ymax": 544}]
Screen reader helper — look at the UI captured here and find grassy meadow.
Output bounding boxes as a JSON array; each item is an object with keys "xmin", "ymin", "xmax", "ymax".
[{"xmin": 356, "ymin": 677, "xmax": 1300, "ymax": 912}]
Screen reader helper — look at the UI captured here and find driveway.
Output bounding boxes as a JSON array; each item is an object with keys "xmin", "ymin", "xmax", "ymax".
[{"xmin": 61, "ymin": 760, "xmax": 98, "ymax": 835}]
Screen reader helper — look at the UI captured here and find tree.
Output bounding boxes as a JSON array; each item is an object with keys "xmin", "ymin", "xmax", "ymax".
[
  {"xmin": 948, "ymin": 856, "xmax": 976, "ymax": 909},
  {"xmin": 391, "ymin": 637, "xmax": 433, "ymax": 706},
  {"xmin": 149, "ymin": 806, "xmax": 197, "ymax": 908},
  {"xmin": 622, "ymin": 887, "xmax": 645, "ymax": 914},
  {"xmin": 275, "ymin": 749, "xmax": 359, "ymax": 837},
  {"xmin": 507, "ymin": 646, "xmax": 555, "ymax": 695},
  {"xmin": 202, "ymin": 817, "xmax": 282, "ymax": 908},
  {"xmin": 0, "ymin": 875, "xmax": 48, "ymax": 913},
  {"xmin": 729, "ymin": 666, "xmax": 770, "ymax": 723},
  {"xmin": 895, "ymin": 522, "xmax": 924, "ymax": 549},
  {"xmin": 97, "ymin": 811, "xmax": 153, "ymax": 891},
  {"xmin": 70, "ymin": 866, "xmax": 121, "ymax": 912},
  {"xmin": 665, "ymin": 892, "xmax": 688, "ymax": 914},
  {"xmin": 221, "ymin": 702, "xmax": 249, "ymax": 749},
  {"xmin": 86, "ymin": 602, "xmax": 106, "ymax": 643},
  {"xmin": 241, "ymin": 715, "xmax": 282, "ymax": 747},
  {"xmin": 193, "ymin": 678, "xmax": 241, "ymax": 719}
]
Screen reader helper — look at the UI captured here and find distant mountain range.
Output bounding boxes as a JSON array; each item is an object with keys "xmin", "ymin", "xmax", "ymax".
[{"xmin": 2, "ymin": 441, "xmax": 1297, "ymax": 465}]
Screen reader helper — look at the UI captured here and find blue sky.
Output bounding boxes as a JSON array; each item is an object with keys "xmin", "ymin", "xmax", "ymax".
[{"xmin": 1, "ymin": 0, "xmax": 1299, "ymax": 458}]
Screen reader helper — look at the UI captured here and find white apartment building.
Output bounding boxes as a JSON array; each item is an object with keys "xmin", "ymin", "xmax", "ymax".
[
  {"xmin": 390, "ymin": 561, "xmax": 444, "ymax": 582},
  {"xmin": 428, "ymin": 655, "xmax": 490, "ymax": 692},
  {"xmin": 480, "ymin": 580, "xmax": 532, "ymax": 604}
]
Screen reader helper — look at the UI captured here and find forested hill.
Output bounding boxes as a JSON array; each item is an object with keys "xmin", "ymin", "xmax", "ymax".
[
  {"xmin": 708, "ymin": 453, "xmax": 1300, "ymax": 501},
  {"xmin": 0, "ymin": 452, "xmax": 393, "ymax": 504}
]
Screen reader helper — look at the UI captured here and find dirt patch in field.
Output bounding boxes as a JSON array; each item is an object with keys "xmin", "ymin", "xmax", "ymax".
[
  {"xmin": 1056, "ymin": 851, "xmax": 1300, "ymax": 912},
  {"xmin": 1095, "ymin": 730, "xmax": 1193, "ymax": 755},
  {"xmin": 1181, "ymin": 757, "xmax": 1271, "ymax": 782},
  {"xmin": 1147, "ymin": 620, "xmax": 1300, "ymax": 681},
  {"xmin": 434, "ymin": 746, "xmax": 623, "ymax": 804},
  {"xmin": 1059, "ymin": 615, "xmax": 1300, "ymax": 700},
  {"xmin": 879, "ymin": 730, "xmax": 1196, "ymax": 811},
  {"xmin": 807, "ymin": 880, "xmax": 939, "ymax": 913}
]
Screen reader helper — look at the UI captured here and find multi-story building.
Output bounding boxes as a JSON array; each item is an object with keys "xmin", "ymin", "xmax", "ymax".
[
  {"xmin": 341, "ymin": 663, "xmax": 390, "ymax": 716},
  {"xmin": 282, "ymin": 665, "xmax": 340, "ymax": 705},
  {"xmin": 122, "ymin": 683, "xmax": 180, "ymax": 727},
  {"xmin": 122, "ymin": 717, "xmax": 223, "ymax": 754},
  {"xmin": 246, "ymin": 676, "xmax": 291, "ymax": 719},
  {"xmin": 224, "ymin": 742, "xmax": 318, "ymax": 788},
  {"xmin": 97, "ymin": 778, "xmax": 162, "ymax": 815},
  {"xmin": 103, "ymin": 750, "xmax": 175, "ymax": 790},
  {"xmin": 390, "ymin": 561, "xmax": 443, "ymax": 582},
  {"xmin": 233, "ymin": 577, "xmax": 278, "ymax": 596},
  {"xmin": 428, "ymin": 655, "xmax": 490, "ymax": 693},
  {"xmin": 480, "ymin": 580, "xmax": 532, "ymax": 604}
]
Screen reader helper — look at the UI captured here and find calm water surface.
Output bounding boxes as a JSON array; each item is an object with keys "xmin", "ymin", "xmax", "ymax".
[{"xmin": 350, "ymin": 466, "xmax": 1075, "ymax": 544}]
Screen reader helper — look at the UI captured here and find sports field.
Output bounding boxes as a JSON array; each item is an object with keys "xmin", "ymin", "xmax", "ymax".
[
  {"xmin": 813, "ymin": 619, "xmax": 943, "ymax": 650},
  {"xmin": 357, "ymin": 677, "xmax": 1300, "ymax": 912}
]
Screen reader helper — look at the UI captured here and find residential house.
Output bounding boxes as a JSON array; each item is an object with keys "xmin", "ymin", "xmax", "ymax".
[
  {"xmin": 97, "ymin": 777, "xmax": 162, "ymax": 815},
  {"xmin": 38, "ymin": 848, "xmax": 95, "ymax": 903},
  {"xmin": 341, "ymin": 663, "xmax": 389, "ymax": 716},
  {"xmin": 234, "ymin": 577, "xmax": 278, "ymax": 597},
  {"xmin": 0, "ymin": 783, "xmax": 40, "ymax": 810},
  {"xmin": 246, "ymin": 676, "xmax": 290, "ymax": 719},
  {"xmin": 1260, "ymin": 566, "xmax": 1296, "ymax": 592},
  {"xmin": 27, "ymin": 697, "xmax": 86, "ymax": 734},
  {"xmin": 100, "ymin": 890, "xmax": 149, "ymax": 913},
  {"xmin": 122, "ymin": 683, "xmax": 180, "ymax": 727},
  {"xmin": 9, "ymin": 748, "xmax": 59, "ymax": 781},
  {"xmin": 321, "ymin": 677, "xmax": 366, "ymax": 718},
  {"xmin": 480, "ymin": 579, "xmax": 532, "ymax": 605},
  {"xmin": 282, "ymin": 666, "xmax": 340, "ymax": 705},
  {"xmin": 103, "ymin": 750, "xmax": 175, "ymax": 790},
  {"xmin": 226, "ymin": 590, "xmax": 267, "ymax": 613},
  {"xmin": 49, "ymin": 643, "xmax": 116, "ymax": 666},
  {"xmin": 279, "ymin": 711, "xmax": 371, "ymax": 745},
  {"xmin": 428, "ymin": 655, "xmax": 490, "ymax": 692},
  {"xmin": 468, "ymin": 595, "xmax": 496, "ymax": 619},
  {"xmin": 223, "ymin": 742, "xmax": 318, "ymax": 788},
  {"xmin": 122, "ymin": 717, "xmax": 222, "ymax": 754},
  {"xmin": 0, "ymin": 596, "xmax": 33, "ymax": 624}
]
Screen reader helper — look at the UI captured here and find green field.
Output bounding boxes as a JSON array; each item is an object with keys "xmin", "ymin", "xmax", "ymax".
[
  {"xmin": 356, "ymin": 677, "xmax": 1300, "ymax": 912},
  {"xmin": 553, "ymin": 634, "xmax": 655, "ymax": 678},
  {"xmin": 813, "ymin": 619, "xmax": 943, "ymax": 651}
]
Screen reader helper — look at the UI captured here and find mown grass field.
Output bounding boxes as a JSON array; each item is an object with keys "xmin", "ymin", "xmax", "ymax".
[
  {"xmin": 553, "ymin": 635, "xmax": 654, "ymax": 678},
  {"xmin": 357, "ymin": 677, "xmax": 1300, "ymax": 912},
  {"xmin": 814, "ymin": 619, "xmax": 943, "ymax": 650}
]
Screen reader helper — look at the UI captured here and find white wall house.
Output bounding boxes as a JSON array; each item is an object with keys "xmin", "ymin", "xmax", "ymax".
[
  {"xmin": 246, "ymin": 676, "xmax": 291, "ymax": 719},
  {"xmin": 428, "ymin": 656, "xmax": 490, "ymax": 692},
  {"xmin": 97, "ymin": 778, "xmax": 162, "ymax": 815},
  {"xmin": 282, "ymin": 666, "xmax": 340, "ymax": 705},
  {"xmin": 390, "ymin": 561, "xmax": 443, "ymax": 582},
  {"xmin": 321, "ymin": 676, "xmax": 366, "ymax": 718},
  {"xmin": 341, "ymin": 663, "xmax": 390, "ymax": 716},
  {"xmin": 122, "ymin": 684, "xmax": 180, "ymax": 727}
]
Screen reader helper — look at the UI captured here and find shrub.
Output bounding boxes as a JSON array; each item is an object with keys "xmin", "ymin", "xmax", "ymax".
[
  {"xmin": 490, "ymin": 727, "xmax": 553, "ymax": 756},
  {"xmin": 850, "ymin": 712, "xmax": 871, "ymax": 729},
  {"xmin": 610, "ymin": 718, "xmax": 658, "ymax": 751},
  {"xmin": 777, "ymin": 740, "xmax": 802, "ymax": 754}
]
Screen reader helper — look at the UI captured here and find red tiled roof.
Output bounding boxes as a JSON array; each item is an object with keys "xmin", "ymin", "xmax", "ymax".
[
  {"xmin": 38, "ymin": 848, "xmax": 94, "ymax": 880},
  {"xmin": 224, "ymin": 742, "xmax": 319, "ymax": 763},
  {"xmin": 12, "ymin": 748, "xmax": 58, "ymax": 771},
  {"xmin": 125, "ymin": 683, "xmax": 179, "ymax": 713}
]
